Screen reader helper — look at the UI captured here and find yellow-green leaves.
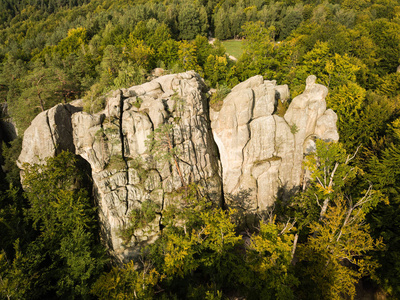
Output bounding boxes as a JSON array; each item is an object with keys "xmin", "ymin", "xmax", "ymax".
[
  {"xmin": 178, "ymin": 40, "xmax": 201, "ymax": 73},
  {"xmin": 327, "ymin": 82, "xmax": 366, "ymax": 120},
  {"xmin": 204, "ymin": 54, "xmax": 228, "ymax": 86},
  {"xmin": 162, "ymin": 208, "xmax": 241, "ymax": 277},
  {"xmin": 92, "ymin": 261, "xmax": 162, "ymax": 300},
  {"xmin": 298, "ymin": 194, "xmax": 383, "ymax": 300},
  {"xmin": 293, "ymin": 140, "xmax": 384, "ymax": 299},
  {"xmin": 163, "ymin": 231, "xmax": 199, "ymax": 277},
  {"xmin": 248, "ymin": 221, "xmax": 294, "ymax": 277}
]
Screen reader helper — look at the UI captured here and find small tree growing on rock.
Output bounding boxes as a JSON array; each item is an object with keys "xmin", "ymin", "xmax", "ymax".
[{"xmin": 146, "ymin": 123, "xmax": 186, "ymax": 188}]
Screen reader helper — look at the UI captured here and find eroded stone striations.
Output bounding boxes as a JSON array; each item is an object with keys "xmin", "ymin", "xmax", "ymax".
[
  {"xmin": 19, "ymin": 71, "xmax": 222, "ymax": 262},
  {"xmin": 211, "ymin": 75, "xmax": 338, "ymax": 210},
  {"xmin": 18, "ymin": 72, "xmax": 338, "ymax": 262}
]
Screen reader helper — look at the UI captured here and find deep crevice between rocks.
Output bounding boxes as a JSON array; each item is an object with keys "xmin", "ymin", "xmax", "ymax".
[{"xmin": 118, "ymin": 90, "xmax": 130, "ymax": 215}]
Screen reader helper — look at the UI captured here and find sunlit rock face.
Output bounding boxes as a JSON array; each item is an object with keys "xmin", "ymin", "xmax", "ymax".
[
  {"xmin": 18, "ymin": 71, "xmax": 222, "ymax": 262},
  {"xmin": 18, "ymin": 72, "xmax": 338, "ymax": 262},
  {"xmin": 211, "ymin": 75, "xmax": 338, "ymax": 210}
]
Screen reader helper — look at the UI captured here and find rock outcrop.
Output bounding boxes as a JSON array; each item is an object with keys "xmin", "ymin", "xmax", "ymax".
[
  {"xmin": 211, "ymin": 75, "xmax": 338, "ymax": 210},
  {"xmin": 18, "ymin": 103, "xmax": 81, "ymax": 166},
  {"xmin": 18, "ymin": 72, "xmax": 338, "ymax": 262},
  {"xmin": 18, "ymin": 71, "xmax": 221, "ymax": 262}
]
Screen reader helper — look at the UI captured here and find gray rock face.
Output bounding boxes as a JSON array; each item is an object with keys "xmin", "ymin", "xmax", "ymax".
[
  {"xmin": 18, "ymin": 72, "xmax": 338, "ymax": 262},
  {"xmin": 211, "ymin": 75, "xmax": 338, "ymax": 210},
  {"xmin": 18, "ymin": 103, "xmax": 81, "ymax": 167},
  {"xmin": 73, "ymin": 71, "xmax": 221, "ymax": 261},
  {"xmin": 18, "ymin": 71, "xmax": 221, "ymax": 262}
]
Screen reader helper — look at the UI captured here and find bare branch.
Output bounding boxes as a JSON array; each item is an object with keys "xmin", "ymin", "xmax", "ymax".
[
  {"xmin": 319, "ymin": 198, "xmax": 330, "ymax": 220},
  {"xmin": 316, "ymin": 176, "xmax": 325, "ymax": 188},
  {"xmin": 353, "ymin": 185, "xmax": 373, "ymax": 209},
  {"xmin": 328, "ymin": 162, "xmax": 339, "ymax": 188},
  {"xmin": 279, "ymin": 218, "xmax": 296, "ymax": 236},
  {"xmin": 315, "ymin": 193, "xmax": 322, "ymax": 208},
  {"xmin": 291, "ymin": 233, "xmax": 299, "ymax": 260},
  {"xmin": 345, "ymin": 144, "xmax": 362, "ymax": 164},
  {"xmin": 336, "ymin": 207, "xmax": 352, "ymax": 242}
]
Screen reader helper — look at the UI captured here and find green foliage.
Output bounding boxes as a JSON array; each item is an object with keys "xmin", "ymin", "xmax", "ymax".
[
  {"xmin": 106, "ymin": 154, "xmax": 127, "ymax": 170},
  {"xmin": 83, "ymin": 84, "xmax": 107, "ymax": 113},
  {"xmin": 2, "ymin": 0, "xmax": 400, "ymax": 297},
  {"xmin": 328, "ymin": 85, "xmax": 395, "ymax": 154},
  {"xmin": 98, "ymin": 44, "xmax": 123, "ymax": 89},
  {"xmin": 279, "ymin": 140, "xmax": 385, "ymax": 299},
  {"xmin": 158, "ymin": 39, "xmax": 179, "ymax": 67},
  {"xmin": 7, "ymin": 151, "xmax": 108, "ymax": 299},
  {"xmin": 214, "ymin": 8, "xmax": 231, "ymax": 40},
  {"xmin": 178, "ymin": 40, "xmax": 201, "ymax": 73},
  {"xmin": 204, "ymin": 54, "xmax": 228, "ymax": 87},
  {"xmin": 236, "ymin": 21, "xmax": 277, "ymax": 81},
  {"xmin": 303, "ymin": 140, "xmax": 360, "ymax": 199},
  {"xmin": 0, "ymin": 185, "xmax": 27, "ymax": 261},
  {"xmin": 275, "ymin": 100, "xmax": 289, "ymax": 117},
  {"xmin": 296, "ymin": 194, "xmax": 383, "ymax": 299},
  {"xmin": 120, "ymin": 200, "xmax": 160, "ymax": 244},
  {"xmin": 161, "ymin": 208, "xmax": 241, "ymax": 279},
  {"xmin": 92, "ymin": 261, "xmax": 162, "ymax": 300},
  {"xmin": 0, "ymin": 242, "xmax": 28, "ymax": 300},
  {"xmin": 243, "ymin": 220, "xmax": 298, "ymax": 299},
  {"xmin": 122, "ymin": 36, "xmax": 155, "ymax": 69},
  {"xmin": 193, "ymin": 35, "xmax": 214, "ymax": 66},
  {"xmin": 290, "ymin": 123, "xmax": 299, "ymax": 135},
  {"xmin": 97, "ymin": 181, "xmax": 303, "ymax": 299},
  {"xmin": 37, "ymin": 27, "xmax": 88, "ymax": 60},
  {"xmin": 177, "ymin": 1, "xmax": 208, "ymax": 40},
  {"xmin": 365, "ymin": 123, "xmax": 400, "ymax": 297},
  {"xmin": 209, "ymin": 84, "xmax": 231, "ymax": 111},
  {"xmin": 1, "ymin": 137, "xmax": 22, "ymax": 187},
  {"xmin": 147, "ymin": 123, "xmax": 178, "ymax": 165}
]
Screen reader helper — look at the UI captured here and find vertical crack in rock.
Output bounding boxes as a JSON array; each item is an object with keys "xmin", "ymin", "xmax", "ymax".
[
  {"xmin": 272, "ymin": 116, "xmax": 282, "ymax": 190},
  {"xmin": 119, "ymin": 90, "xmax": 128, "ymax": 166},
  {"xmin": 45, "ymin": 110, "xmax": 57, "ymax": 151},
  {"xmin": 18, "ymin": 72, "xmax": 336, "ymax": 263},
  {"xmin": 118, "ymin": 90, "xmax": 130, "ymax": 215},
  {"xmin": 211, "ymin": 75, "xmax": 338, "ymax": 212},
  {"xmin": 238, "ymin": 88, "xmax": 255, "ymax": 190}
]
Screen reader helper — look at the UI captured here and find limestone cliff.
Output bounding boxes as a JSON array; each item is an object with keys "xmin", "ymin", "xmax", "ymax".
[{"xmin": 17, "ymin": 72, "xmax": 338, "ymax": 262}]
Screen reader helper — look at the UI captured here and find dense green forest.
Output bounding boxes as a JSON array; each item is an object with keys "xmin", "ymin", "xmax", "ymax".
[{"xmin": 1, "ymin": 0, "xmax": 400, "ymax": 298}]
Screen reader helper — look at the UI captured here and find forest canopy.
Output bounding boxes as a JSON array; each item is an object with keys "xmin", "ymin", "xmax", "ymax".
[{"xmin": 1, "ymin": 0, "xmax": 400, "ymax": 299}]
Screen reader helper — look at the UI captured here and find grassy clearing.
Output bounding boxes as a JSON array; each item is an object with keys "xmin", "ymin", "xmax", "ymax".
[{"xmin": 221, "ymin": 40, "xmax": 243, "ymax": 59}]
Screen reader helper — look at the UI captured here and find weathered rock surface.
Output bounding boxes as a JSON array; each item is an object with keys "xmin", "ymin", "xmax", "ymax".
[
  {"xmin": 211, "ymin": 75, "xmax": 338, "ymax": 210},
  {"xmin": 18, "ymin": 72, "xmax": 338, "ymax": 262},
  {"xmin": 18, "ymin": 103, "xmax": 81, "ymax": 166},
  {"xmin": 18, "ymin": 71, "xmax": 221, "ymax": 262}
]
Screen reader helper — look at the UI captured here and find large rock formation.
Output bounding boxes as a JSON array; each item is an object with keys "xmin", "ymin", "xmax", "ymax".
[
  {"xmin": 18, "ymin": 72, "xmax": 338, "ymax": 262},
  {"xmin": 18, "ymin": 71, "xmax": 221, "ymax": 262},
  {"xmin": 211, "ymin": 75, "xmax": 338, "ymax": 210},
  {"xmin": 18, "ymin": 103, "xmax": 81, "ymax": 165}
]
